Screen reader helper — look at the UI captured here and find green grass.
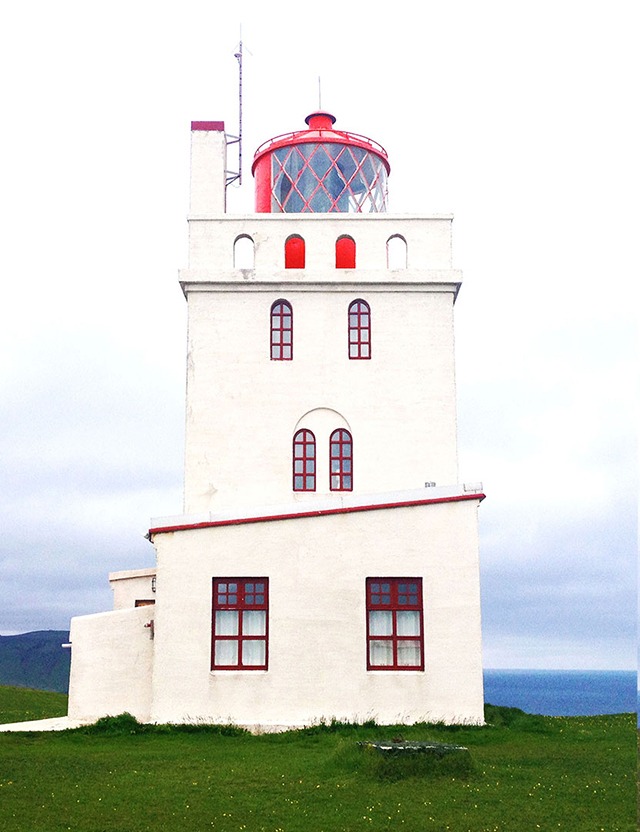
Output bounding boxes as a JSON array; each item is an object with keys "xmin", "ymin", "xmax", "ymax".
[
  {"xmin": 0, "ymin": 684, "xmax": 68, "ymax": 725},
  {"xmin": 0, "ymin": 689, "xmax": 636, "ymax": 831}
]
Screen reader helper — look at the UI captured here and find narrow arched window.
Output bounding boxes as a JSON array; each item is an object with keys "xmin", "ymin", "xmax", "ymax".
[
  {"xmin": 293, "ymin": 430, "xmax": 316, "ymax": 491},
  {"xmin": 335, "ymin": 235, "xmax": 356, "ymax": 268},
  {"xmin": 330, "ymin": 429, "xmax": 353, "ymax": 491},
  {"xmin": 348, "ymin": 299, "xmax": 371, "ymax": 360},
  {"xmin": 270, "ymin": 300, "xmax": 293, "ymax": 360},
  {"xmin": 386, "ymin": 234, "xmax": 407, "ymax": 269},
  {"xmin": 285, "ymin": 234, "xmax": 305, "ymax": 269},
  {"xmin": 233, "ymin": 235, "xmax": 254, "ymax": 269}
]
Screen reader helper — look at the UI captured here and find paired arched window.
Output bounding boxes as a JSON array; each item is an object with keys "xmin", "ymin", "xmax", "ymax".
[
  {"xmin": 335, "ymin": 235, "xmax": 356, "ymax": 268},
  {"xmin": 285, "ymin": 235, "xmax": 305, "ymax": 269},
  {"xmin": 293, "ymin": 430, "xmax": 316, "ymax": 491},
  {"xmin": 293, "ymin": 428, "xmax": 353, "ymax": 492},
  {"xmin": 348, "ymin": 300, "xmax": 371, "ymax": 360},
  {"xmin": 271, "ymin": 300, "xmax": 292, "ymax": 360}
]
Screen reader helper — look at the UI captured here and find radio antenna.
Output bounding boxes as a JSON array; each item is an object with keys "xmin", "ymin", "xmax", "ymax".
[
  {"xmin": 318, "ymin": 76, "xmax": 322, "ymax": 109},
  {"xmin": 226, "ymin": 35, "xmax": 243, "ymax": 187}
]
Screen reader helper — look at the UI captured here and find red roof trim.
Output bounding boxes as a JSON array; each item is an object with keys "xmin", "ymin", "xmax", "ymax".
[
  {"xmin": 251, "ymin": 129, "xmax": 390, "ymax": 175},
  {"xmin": 148, "ymin": 493, "xmax": 485, "ymax": 536},
  {"xmin": 191, "ymin": 121, "xmax": 225, "ymax": 132}
]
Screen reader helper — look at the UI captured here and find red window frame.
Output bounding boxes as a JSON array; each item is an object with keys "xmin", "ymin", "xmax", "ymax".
[
  {"xmin": 348, "ymin": 299, "xmax": 371, "ymax": 359},
  {"xmin": 335, "ymin": 235, "xmax": 356, "ymax": 268},
  {"xmin": 366, "ymin": 578, "xmax": 424, "ymax": 671},
  {"xmin": 271, "ymin": 300, "xmax": 293, "ymax": 360},
  {"xmin": 329, "ymin": 429, "xmax": 353, "ymax": 491},
  {"xmin": 293, "ymin": 429, "xmax": 316, "ymax": 491},
  {"xmin": 285, "ymin": 235, "xmax": 305, "ymax": 268},
  {"xmin": 211, "ymin": 578, "xmax": 269, "ymax": 670}
]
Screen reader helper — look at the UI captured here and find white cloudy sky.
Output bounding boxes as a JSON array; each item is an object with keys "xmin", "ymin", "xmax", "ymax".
[{"xmin": 1, "ymin": 1, "xmax": 636, "ymax": 670}]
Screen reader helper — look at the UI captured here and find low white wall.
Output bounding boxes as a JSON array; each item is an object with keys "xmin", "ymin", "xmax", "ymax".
[
  {"xmin": 67, "ymin": 606, "xmax": 154, "ymax": 724},
  {"xmin": 109, "ymin": 568, "xmax": 156, "ymax": 609}
]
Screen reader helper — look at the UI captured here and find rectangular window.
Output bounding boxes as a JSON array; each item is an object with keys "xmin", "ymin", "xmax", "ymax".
[
  {"xmin": 212, "ymin": 579, "xmax": 268, "ymax": 670},
  {"xmin": 366, "ymin": 578, "xmax": 424, "ymax": 670}
]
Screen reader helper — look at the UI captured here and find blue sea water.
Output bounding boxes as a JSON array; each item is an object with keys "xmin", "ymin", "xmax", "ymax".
[{"xmin": 483, "ymin": 669, "xmax": 637, "ymax": 717}]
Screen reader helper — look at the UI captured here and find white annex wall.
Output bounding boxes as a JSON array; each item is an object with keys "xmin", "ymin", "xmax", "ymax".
[{"xmin": 149, "ymin": 494, "xmax": 484, "ymax": 727}]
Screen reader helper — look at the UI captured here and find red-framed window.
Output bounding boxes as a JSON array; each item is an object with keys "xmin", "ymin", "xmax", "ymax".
[
  {"xmin": 336, "ymin": 235, "xmax": 356, "ymax": 268},
  {"xmin": 348, "ymin": 299, "xmax": 371, "ymax": 359},
  {"xmin": 366, "ymin": 578, "xmax": 424, "ymax": 670},
  {"xmin": 329, "ymin": 429, "xmax": 353, "ymax": 491},
  {"xmin": 212, "ymin": 579, "xmax": 268, "ymax": 670},
  {"xmin": 271, "ymin": 300, "xmax": 293, "ymax": 360},
  {"xmin": 293, "ymin": 429, "xmax": 316, "ymax": 491},
  {"xmin": 285, "ymin": 234, "xmax": 305, "ymax": 268}
]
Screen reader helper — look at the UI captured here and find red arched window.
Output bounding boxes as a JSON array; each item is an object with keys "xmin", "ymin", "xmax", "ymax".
[
  {"xmin": 293, "ymin": 430, "xmax": 316, "ymax": 491},
  {"xmin": 271, "ymin": 300, "xmax": 292, "ymax": 360},
  {"xmin": 348, "ymin": 299, "xmax": 371, "ymax": 359},
  {"xmin": 285, "ymin": 235, "xmax": 305, "ymax": 269},
  {"xmin": 330, "ymin": 429, "xmax": 353, "ymax": 491},
  {"xmin": 335, "ymin": 235, "xmax": 356, "ymax": 268}
]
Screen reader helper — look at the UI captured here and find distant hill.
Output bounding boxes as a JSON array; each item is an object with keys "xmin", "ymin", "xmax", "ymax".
[{"xmin": 0, "ymin": 631, "xmax": 70, "ymax": 694}]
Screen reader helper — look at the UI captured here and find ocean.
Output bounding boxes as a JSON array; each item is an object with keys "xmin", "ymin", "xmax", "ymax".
[{"xmin": 483, "ymin": 669, "xmax": 637, "ymax": 717}]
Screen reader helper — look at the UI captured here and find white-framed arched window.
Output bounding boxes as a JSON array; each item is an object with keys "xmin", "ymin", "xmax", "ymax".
[
  {"xmin": 233, "ymin": 234, "xmax": 255, "ymax": 269},
  {"xmin": 386, "ymin": 234, "xmax": 407, "ymax": 269}
]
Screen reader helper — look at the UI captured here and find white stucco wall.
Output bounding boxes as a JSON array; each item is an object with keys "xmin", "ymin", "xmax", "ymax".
[
  {"xmin": 181, "ymin": 214, "xmax": 462, "ymax": 514},
  {"xmin": 67, "ymin": 605, "xmax": 154, "ymax": 724},
  {"xmin": 109, "ymin": 567, "xmax": 156, "ymax": 609},
  {"xmin": 148, "ymin": 491, "xmax": 484, "ymax": 728}
]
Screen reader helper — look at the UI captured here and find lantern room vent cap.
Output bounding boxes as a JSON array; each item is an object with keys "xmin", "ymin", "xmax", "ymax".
[{"xmin": 305, "ymin": 111, "xmax": 337, "ymax": 129}]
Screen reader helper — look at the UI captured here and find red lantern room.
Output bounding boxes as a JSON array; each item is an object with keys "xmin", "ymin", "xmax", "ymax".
[{"xmin": 251, "ymin": 112, "xmax": 390, "ymax": 213}]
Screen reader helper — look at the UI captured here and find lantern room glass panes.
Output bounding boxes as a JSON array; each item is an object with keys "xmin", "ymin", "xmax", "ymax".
[
  {"xmin": 366, "ymin": 578, "xmax": 424, "ymax": 671},
  {"xmin": 271, "ymin": 143, "xmax": 388, "ymax": 213}
]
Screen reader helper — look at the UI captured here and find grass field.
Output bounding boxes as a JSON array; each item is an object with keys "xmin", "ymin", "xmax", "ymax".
[{"xmin": 0, "ymin": 686, "xmax": 636, "ymax": 831}]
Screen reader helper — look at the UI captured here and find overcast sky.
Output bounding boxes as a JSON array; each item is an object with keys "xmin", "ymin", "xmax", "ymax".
[{"xmin": 1, "ymin": 1, "xmax": 636, "ymax": 670}]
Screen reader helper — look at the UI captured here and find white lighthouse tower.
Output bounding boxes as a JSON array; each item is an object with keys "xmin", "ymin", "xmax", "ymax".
[{"xmin": 67, "ymin": 110, "xmax": 485, "ymax": 728}]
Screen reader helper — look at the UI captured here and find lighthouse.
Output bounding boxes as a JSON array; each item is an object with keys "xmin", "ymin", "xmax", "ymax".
[{"xmin": 67, "ymin": 110, "xmax": 485, "ymax": 728}]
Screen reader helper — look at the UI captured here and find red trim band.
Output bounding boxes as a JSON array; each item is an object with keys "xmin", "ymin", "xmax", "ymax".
[{"xmin": 148, "ymin": 492, "xmax": 485, "ymax": 536}]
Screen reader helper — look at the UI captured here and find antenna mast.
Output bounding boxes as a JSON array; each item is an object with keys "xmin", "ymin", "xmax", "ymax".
[{"xmin": 226, "ymin": 38, "xmax": 243, "ymax": 187}]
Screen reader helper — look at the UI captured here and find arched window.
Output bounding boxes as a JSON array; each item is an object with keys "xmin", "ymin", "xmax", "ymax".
[
  {"xmin": 386, "ymin": 234, "xmax": 407, "ymax": 269},
  {"xmin": 293, "ymin": 430, "xmax": 316, "ymax": 491},
  {"xmin": 348, "ymin": 299, "xmax": 371, "ymax": 359},
  {"xmin": 335, "ymin": 235, "xmax": 356, "ymax": 268},
  {"xmin": 330, "ymin": 429, "xmax": 353, "ymax": 491},
  {"xmin": 270, "ymin": 300, "xmax": 293, "ymax": 360},
  {"xmin": 285, "ymin": 234, "xmax": 305, "ymax": 269},
  {"xmin": 233, "ymin": 235, "xmax": 254, "ymax": 269}
]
